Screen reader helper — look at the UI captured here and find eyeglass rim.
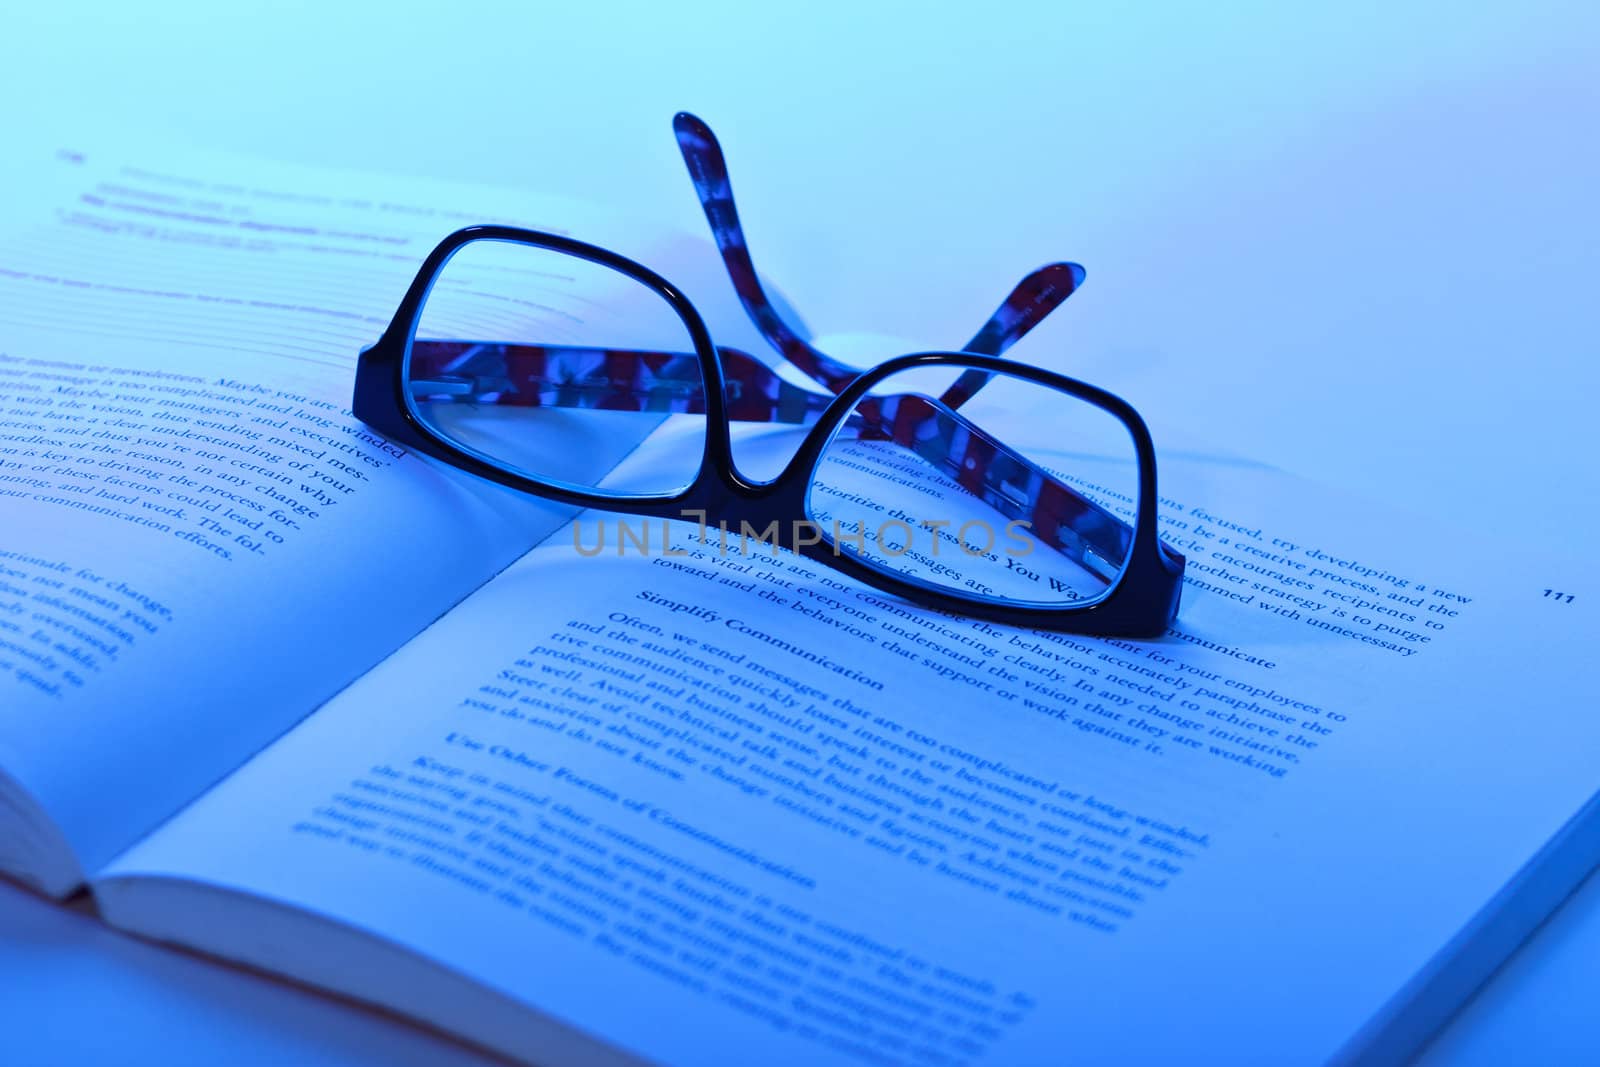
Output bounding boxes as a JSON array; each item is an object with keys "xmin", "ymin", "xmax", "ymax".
[{"xmin": 352, "ymin": 227, "xmax": 1184, "ymax": 634}]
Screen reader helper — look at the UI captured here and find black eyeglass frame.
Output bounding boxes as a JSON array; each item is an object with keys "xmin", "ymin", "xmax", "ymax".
[{"xmin": 353, "ymin": 225, "xmax": 1183, "ymax": 636}]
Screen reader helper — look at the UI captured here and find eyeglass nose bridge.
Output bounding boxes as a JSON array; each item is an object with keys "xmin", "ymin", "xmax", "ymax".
[{"xmin": 673, "ymin": 463, "xmax": 812, "ymax": 535}]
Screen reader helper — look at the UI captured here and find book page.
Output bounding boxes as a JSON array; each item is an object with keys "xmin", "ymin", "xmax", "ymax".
[
  {"xmin": 97, "ymin": 432, "xmax": 1599, "ymax": 1066},
  {"xmin": 0, "ymin": 139, "xmax": 769, "ymax": 893}
]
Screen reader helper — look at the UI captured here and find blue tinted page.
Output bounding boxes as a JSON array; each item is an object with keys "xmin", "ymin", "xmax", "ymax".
[
  {"xmin": 96, "ymin": 441, "xmax": 1600, "ymax": 1066},
  {"xmin": 0, "ymin": 143, "xmax": 730, "ymax": 893}
]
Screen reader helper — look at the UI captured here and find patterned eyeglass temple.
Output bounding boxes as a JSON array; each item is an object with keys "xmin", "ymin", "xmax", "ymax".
[{"xmin": 670, "ymin": 112, "xmax": 1084, "ymax": 394}]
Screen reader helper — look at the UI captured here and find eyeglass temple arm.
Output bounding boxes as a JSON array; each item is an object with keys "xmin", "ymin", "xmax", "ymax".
[
  {"xmin": 940, "ymin": 261, "xmax": 1085, "ymax": 406},
  {"xmin": 673, "ymin": 111, "xmax": 859, "ymax": 394},
  {"xmin": 407, "ymin": 340, "xmax": 834, "ymax": 422},
  {"xmin": 673, "ymin": 112, "xmax": 1085, "ymax": 397}
]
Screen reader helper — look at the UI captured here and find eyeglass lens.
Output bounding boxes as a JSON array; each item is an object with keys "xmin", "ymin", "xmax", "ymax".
[
  {"xmin": 404, "ymin": 239, "xmax": 709, "ymax": 499},
  {"xmin": 808, "ymin": 365, "xmax": 1139, "ymax": 608}
]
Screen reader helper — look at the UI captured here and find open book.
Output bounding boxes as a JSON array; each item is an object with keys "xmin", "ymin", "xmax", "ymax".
[{"xmin": 2, "ymin": 141, "xmax": 1596, "ymax": 1067}]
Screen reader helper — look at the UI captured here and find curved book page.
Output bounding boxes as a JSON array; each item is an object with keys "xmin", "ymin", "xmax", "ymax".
[{"xmin": 93, "ymin": 876, "xmax": 653, "ymax": 1067}]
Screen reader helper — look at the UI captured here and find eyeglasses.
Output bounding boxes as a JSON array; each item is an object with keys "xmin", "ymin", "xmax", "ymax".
[{"xmin": 352, "ymin": 113, "xmax": 1184, "ymax": 636}]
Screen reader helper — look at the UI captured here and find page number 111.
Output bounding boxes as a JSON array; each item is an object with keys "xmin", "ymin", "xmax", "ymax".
[{"xmin": 1543, "ymin": 589, "xmax": 1577, "ymax": 604}]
